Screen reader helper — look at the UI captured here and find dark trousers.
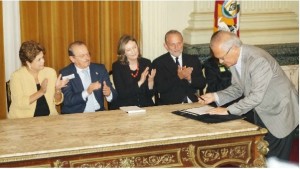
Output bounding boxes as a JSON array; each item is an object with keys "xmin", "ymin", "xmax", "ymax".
[{"xmin": 254, "ymin": 111, "xmax": 295, "ymax": 161}]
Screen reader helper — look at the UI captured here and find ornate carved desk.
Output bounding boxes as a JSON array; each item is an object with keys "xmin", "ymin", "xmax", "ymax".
[{"xmin": 0, "ymin": 103, "xmax": 268, "ymax": 167}]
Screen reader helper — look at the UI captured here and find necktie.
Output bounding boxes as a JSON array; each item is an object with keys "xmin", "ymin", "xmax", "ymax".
[
  {"xmin": 175, "ymin": 57, "xmax": 180, "ymax": 66},
  {"xmin": 82, "ymin": 69, "xmax": 95, "ymax": 112},
  {"xmin": 82, "ymin": 69, "xmax": 91, "ymax": 89}
]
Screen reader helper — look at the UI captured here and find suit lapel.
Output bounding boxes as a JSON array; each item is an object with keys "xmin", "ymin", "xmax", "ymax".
[
  {"xmin": 182, "ymin": 54, "xmax": 187, "ymax": 67},
  {"xmin": 88, "ymin": 64, "xmax": 103, "ymax": 104},
  {"xmin": 89, "ymin": 64, "xmax": 99, "ymax": 83},
  {"xmin": 164, "ymin": 53, "xmax": 178, "ymax": 75},
  {"xmin": 230, "ymin": 66, "xmax": 242, "ymax": 86},
  {"xmin": 69, "ymin": 64, "xmax": 84, "ymax": 91}
]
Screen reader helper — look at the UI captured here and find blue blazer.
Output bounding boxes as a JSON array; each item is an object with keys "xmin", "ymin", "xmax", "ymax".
[{"xmin": 59, "ymin": 63, "xmax": 117, "ymax": 114}]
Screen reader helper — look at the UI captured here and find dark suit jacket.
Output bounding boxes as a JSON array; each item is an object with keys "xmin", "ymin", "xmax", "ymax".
[
  {"xmin": 59, "ymin": 63, "xmax": 117, "ymax": 114},
  {"xmin": 111, "ymin": 58, "xmax": 154, "ymax": 109},
  {"xmin": 152, "ymin": 52, "xmax": 206, "ymax": 105},
  {"xmin": 204, "ymin": 57, "xmax": 232, "ymax": 93}
]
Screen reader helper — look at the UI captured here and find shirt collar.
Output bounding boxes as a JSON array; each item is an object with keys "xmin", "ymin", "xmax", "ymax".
[
  {"xmin": 170, "ymin": 54, "xmax": 182, "ymax": 62},
  {"xmin": 75, "ymin": 65, "xmax": 89, "ymax": 74},
  {"xmin": 235, "ymin": 46, "xmax": 243, "ymax": 70}
]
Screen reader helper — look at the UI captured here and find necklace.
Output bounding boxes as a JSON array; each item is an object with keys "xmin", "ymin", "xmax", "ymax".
[{"xmin": 130, "ymin": 64, "xmax": 139, "ymax": 78}]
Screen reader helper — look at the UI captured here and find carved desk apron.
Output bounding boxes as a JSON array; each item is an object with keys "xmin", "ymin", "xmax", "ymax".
[{"xmin": 0, "ymin": 103, "xmax": 268, "ymax": 168}]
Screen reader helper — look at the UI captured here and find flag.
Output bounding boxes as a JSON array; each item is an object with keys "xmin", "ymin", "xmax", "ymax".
[{"xmin": 214, "ymin": 0, "xmax": 240, "ymax": 36}]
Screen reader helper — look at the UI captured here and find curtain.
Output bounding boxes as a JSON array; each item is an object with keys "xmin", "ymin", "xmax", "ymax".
[
  {"xmin": 17, "ymin": 1, "xmax": 141, "ymax": 112},
  {"xmin": 20, "ymin": 1, "xmax": 141, "ymax": 73},
  {"xmin": 0, "ymin": 2, "xmax": 7, "ymax": 119}
]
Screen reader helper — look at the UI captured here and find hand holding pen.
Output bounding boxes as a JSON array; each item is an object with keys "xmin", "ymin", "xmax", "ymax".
[{"xmin": 197, "ymin": 93, "xmax": 215, "ymax": 104}]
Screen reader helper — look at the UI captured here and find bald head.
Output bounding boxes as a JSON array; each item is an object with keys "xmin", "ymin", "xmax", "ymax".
[
  {"xmin": 209, "ymin": 30, "xmax": 243, "ymax": 67},
  {"xmin": 210, "ymin": 30, "xmax": 242, "ymax": 52}
]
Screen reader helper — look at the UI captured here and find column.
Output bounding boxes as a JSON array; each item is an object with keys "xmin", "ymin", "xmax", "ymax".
[{"xmin": 183, "ymin": 1, "xmax": 215, "ymax": 44}]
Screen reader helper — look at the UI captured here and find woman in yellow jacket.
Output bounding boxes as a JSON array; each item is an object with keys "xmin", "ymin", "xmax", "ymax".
[{"xmin": 8, "ymin": 41, "xmax": 69, "ymax": 119}]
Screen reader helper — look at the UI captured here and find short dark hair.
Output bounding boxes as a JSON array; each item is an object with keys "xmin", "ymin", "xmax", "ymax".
[
  {"xmin": 68, "ymin": 41, "xmax": 86, "ymax": 56},
  {"xmin": 19, "ymin": 40, "xmax": 45, "ymax": 66}
]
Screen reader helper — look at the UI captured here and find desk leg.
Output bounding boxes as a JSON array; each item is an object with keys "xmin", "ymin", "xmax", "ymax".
[{"xmin": 252, "ymin": 136, "xmax": 269, "ymax": 167}]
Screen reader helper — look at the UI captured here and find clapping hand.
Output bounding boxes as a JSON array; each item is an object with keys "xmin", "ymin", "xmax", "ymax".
[
  {"xmin": 55, "ymin": 74, "xmax": 69, "ymax": 91},
  {"xmin": 148, "ymin": 68, "xmax": 156, "ymax": 82},
  {"xmin": 148, "ymin": 68, "xmax": 156, "ymax": 90},
  {"xmin": 87, "ymin": 81, "xmax": 101, "ymax": 94},
  {"xmin": 138, "ymin": 67, "xmax": 149, "ymax": 87},
  {"xmin": 102, "ymin": 81, "xmax": 111, "ymax": 96},
  {"xmin": 140, "ymin": 67, "xmax": 149, "ymax": 83},
  {"xmin": 40, "ymin": 79, "xmax": 48, "ymax": 94},
  {"xmin": 177, "ymin": 66, "xmax": 193, "ymax": 81},
  {"xmin": 182, "ymin": 66, "xmax": 193, "ymax": 81}
]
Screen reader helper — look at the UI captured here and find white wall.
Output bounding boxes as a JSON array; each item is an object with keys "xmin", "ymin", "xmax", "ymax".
[{"xmin": 141, "ymin": 1, "xmax": 194, "ymax": 61}]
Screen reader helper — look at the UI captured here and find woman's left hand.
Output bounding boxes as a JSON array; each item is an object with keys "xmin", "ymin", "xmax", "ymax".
[{"xmin": 148, "ymin": 68, "xmax": 156, "ymax": 82}]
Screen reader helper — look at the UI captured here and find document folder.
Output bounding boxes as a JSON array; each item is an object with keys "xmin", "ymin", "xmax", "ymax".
[{"xmin": 172, "ymin": 109, "xmax": 243, "ymax": 123}]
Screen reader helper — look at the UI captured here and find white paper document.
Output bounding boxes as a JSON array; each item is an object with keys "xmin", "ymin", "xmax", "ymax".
[
  {"xmin": 120, "ymin": 106, "xmax": 146, "ymax": 114},
  {"xmin": 62, "ymin": 74, "xmax": 75, "ymax": 80},
  {"xmin": 182, "ymin": 105, "xmax": 214, "ymax": 115}
]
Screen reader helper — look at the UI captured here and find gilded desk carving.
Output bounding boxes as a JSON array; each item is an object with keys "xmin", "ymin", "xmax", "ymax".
[
  {"xmin": 67, "ymin": 149, "xmax": 182, "ymax": 168},
  {"xmin": 252, "ymin": 137, "xmax": 269, "ymax": 168},
  {"xmin": 53, "ymin": 159, "xmax": 69, "ymax": 168},
  {"xmin": 181, "ymin": 144, "xmax": 199, "ymax": 167},
  {"xmin": 197, "ymin": 141, "xmax": 251, "ymax": 167}
]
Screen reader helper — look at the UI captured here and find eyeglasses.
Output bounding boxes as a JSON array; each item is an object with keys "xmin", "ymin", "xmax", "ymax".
[
  {"xmin": 219, "ymin": 46, "xmax": 232, "ymax": 60},
  {"xmin": 75, "ymin": 53, "xmax": 90, "ymax": 59}
]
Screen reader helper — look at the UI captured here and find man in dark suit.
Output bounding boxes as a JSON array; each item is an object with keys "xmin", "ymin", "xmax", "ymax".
[
  {"xmin": 60, "ymin": 41, "xmax": 117, "ymax": 114},
  {"xmin": 152, "ymin": 30, "xmax": 206, "ymax": 105},
  {"xmin": 201, "ymin": 30, "xmax": 298, "ymax": 160}
]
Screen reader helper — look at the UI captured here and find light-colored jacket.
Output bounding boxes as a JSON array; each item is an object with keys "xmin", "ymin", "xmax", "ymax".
[
  {"xmin": 217, "ymin": 45, "xmax": 299, "ymax": 138},
  {"xmin": 8, "ymin": 66, "xmax": 60, "ymax": 119}
]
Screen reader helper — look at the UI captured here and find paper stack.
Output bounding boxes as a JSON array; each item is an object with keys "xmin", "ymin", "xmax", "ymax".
[{"xmin": 120, "ymin": 106, "xmax": 146, "ymax": 114}]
